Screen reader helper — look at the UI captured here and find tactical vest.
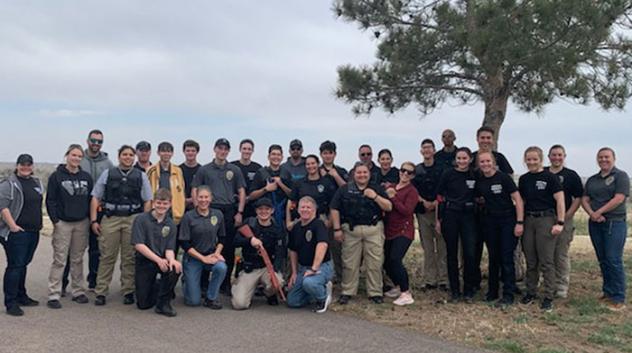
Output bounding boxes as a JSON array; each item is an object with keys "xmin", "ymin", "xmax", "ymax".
[
  {"xmin": 103, "ymin": 167, "xmax": 143, "ymax": 216},
  {"xmin": 241, "ymin": 217, "xmax": 285, "ymax": 271},
  {"xmin": 340, "ymin": 182, "xmax": 382, "ymax": 229}
]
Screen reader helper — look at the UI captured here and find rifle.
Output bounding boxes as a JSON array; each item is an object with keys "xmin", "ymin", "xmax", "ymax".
[{"xmin": 237, "ymin": 225, "xmax": 286, "ymax": 302}]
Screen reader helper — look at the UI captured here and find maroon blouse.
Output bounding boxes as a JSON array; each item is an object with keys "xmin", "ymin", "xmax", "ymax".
[{"xmin": 384, "ymin": 183, "xmax": 419, "ymax": 240}]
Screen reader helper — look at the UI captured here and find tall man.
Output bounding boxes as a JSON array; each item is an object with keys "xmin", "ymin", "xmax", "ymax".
[
  {"xmin": 191, "ymin": 138, "xmax": 246, "ymax": 294},
  {"xmin": 280, "ymin": 139, "xmax": 307, "ymax": 182},
  {"xmin": 413, "ymin": 139, "xmax": 448, "ymax": 291},
  {"xmin": 179, "ymin": 140, "xmax": 201, "ymax": 211},
  {"xmin": 434, "ymin": 129, "xmax": 457, "ymax": 169},
  {"xmin": 79, "ymin": 129, "xmax": 113, "ymax": 291},
  {"xmin": 231, "ymin": 139, "xmax": 262, "ymax": 218}
]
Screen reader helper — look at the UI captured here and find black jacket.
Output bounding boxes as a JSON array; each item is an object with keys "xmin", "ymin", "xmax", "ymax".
[{"xmin": 45, "ymin": 164, "xmax": 94, "ymax": 223}]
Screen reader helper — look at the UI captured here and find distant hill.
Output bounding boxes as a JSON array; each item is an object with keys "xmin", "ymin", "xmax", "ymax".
[{"xmin": 0, "ymin": 162, "xmax": 58, "ymax": 186}]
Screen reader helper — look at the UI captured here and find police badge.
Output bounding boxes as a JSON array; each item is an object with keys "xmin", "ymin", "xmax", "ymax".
[
  {"xmin": 317, "ymin": 184, "xmax": 325, "ymax": 193},
  {"xmin": 226, "ymin": 170, "xmax": 234, "ymax": 181},
  {"xmin": 161, "ymin": 226, "xmax": 171, "ymax": 238},
  {"xmin": 305, "ymin": 230, "xmax": 313, "ymax": 242},
  {"xmin": 210, "ymin": 215, "xmax": 218, "ymax": 226},
  {"xmin": 605, "ymin": 176, "xmax": 615, "ymax": 186}
]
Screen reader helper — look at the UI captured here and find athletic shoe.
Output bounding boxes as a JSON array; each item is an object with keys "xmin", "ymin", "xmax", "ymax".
[
  {"xmin": 384, "ymin": 287, "xmax": 401, "ymax": 298},
  {"xmin": 94, "ymin": 295, "xmax": 106, "ymax": 306},
  {"xmin": 72, "ymin": 294, "xmax": 89, "ymax": 304},
  {"xmin": 203, "ymin": 299, "xmax": 223, "ymax": 310},
  {"xmin": 521, "ymin": 294, "xmax": 537, "ymax": 305},
  {"xmin": 123, "ymin": 293, "xmax": 135, "ymax": 305},
  {"xmin": 17, "ymin": 297, "xmax": 39, "ymax": 307},
  {"xmin": 369, "ymin": 296, "xmax": 384, "ymax": 304},
  {"xmin": 393, "ymin": 292, "xmax": 414, "ymax": 306},
  {"xmin": 338, "ymin": 295, "xmax": 351, "ymax": 305},
  {"xmin": 540, "ymin": 298, "xmax": 553, "ymax": 312},
  {"xmin": 47, "ymin": 299, "xmax": 62, "ymax": 309},
  {"xmin": 155, "ymin": 302, "xmax": 177, "ymax": 317},
  {"xmin": 313, "ymin": 282, "xmax": 333, "ymax": 314},
  {"xmin": 606, "ymin": 302, "xmax": 626, "ymax": 312},
  {"xmin": 6, "ymin": 304, "xmax": 23, "ymax": 316}
]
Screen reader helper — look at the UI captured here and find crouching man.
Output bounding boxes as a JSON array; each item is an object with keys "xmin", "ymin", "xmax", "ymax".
[
  {"xmin": 131, "ymin": 188, "xmax": 182, "ymax": 317},
  {"xmin": 232, "ymin": 198, "xmax": 286, "ymax": 309},
  {"xmin": 287, "ymin": 196, "xmax": 333, "ymax": 313}
]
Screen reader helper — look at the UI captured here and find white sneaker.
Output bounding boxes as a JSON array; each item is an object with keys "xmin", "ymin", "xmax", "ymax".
[
  {"xmin": 393, "ymin": 292, "xmax": 414, "ymax": 306},
  {"xmin": 384, "ymin": 287, "xmax": 401, "ymax": 298},
  {"xmin": 315, "ymin": 281, "xmax": 333, "ymax": 314}
]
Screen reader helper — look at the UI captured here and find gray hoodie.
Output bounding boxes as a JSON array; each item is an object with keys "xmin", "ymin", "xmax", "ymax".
[
  {"xmin": 80, "ymin": 150, "xmax": 114, "ymax": 183},
  {"xmin": 0, "ymin": 173, "xmax": 44, "ymax": 239}
]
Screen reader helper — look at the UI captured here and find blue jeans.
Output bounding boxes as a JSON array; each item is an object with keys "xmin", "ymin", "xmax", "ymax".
[
  {"xmin": 1, "ymin": 231, "xmax": 40, "ymax": 308},
  {"xmin": 287, "ymin": 260, "xmax": 333, "ymax": 308},
  {"xmin": 589, "ymin": 220, "xmax": 627, "ymax": 303},
  {"xmin": 182, "ymin": 253, "xmax": 227, "ymax": 306}
]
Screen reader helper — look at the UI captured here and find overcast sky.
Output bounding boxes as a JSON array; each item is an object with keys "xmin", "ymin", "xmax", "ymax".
[{"xmin": 1, "ymin": 1, "xmax": 630, "ymax": 177}]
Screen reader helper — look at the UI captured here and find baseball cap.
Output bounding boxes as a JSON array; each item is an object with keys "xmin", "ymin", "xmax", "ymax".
[
  {"xmin": 254, "ymin": 197, "xmax": 273, "ymax": 209},
  {"xmin": 136, "ymin": 141, "xmax": 151, "ymax": 151},
  {"xmin": 290, "ymin": 139, "xmax": 303, "ymax": 149},
  {"xmin": 214, "ymin": 138, "xmax": 231, "ymax": 149},
  {"xmin": 16, "ymin": 154, "xmax": 33, "ymax": 165}
]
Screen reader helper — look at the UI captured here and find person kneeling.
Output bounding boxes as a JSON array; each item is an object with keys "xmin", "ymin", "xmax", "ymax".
[
  {"xmin": 287, "ymin": 196, "xmax": 333, "ymax": 313},
  {"xmin": 131, "ymin": 188, "xmax": 181, "ymax": 317},
  {"xmin": 232, "ymin": 198, "xmax": 286, "ymax": 309}
]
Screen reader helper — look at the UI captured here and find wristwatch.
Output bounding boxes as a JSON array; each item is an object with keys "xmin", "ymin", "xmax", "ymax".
[{"xmin": 556, "ymin": 220, "xmax": 565, "ymax": 226}]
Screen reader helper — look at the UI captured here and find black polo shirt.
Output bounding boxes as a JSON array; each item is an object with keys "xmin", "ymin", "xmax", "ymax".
[
  {"xmin": 519, "ymin": 170, "xmax": 563, "ymax": 212},
  {"xmin": 288, "ymin": 218, "xmax": 330, "ymax": 267},
  {"xmin": 436, "ymin": 168, "xmax": 477, "ymax": 206},
  {"xmin": 290, "ymin": 176, "xmax": 337, "ymax": 216},
  {"xmin": 413, "ymin": 161, "xmax": 444, "ymax": 213},
  {"xmin": 178, "ymin": 208, "xmax": 225, "ymax": 255},
  {"xmin": 475, "ymin": 171, "xmax": 518, "ymax": 213},
  {"xmin": 545, "ymin": 167, "xmax": 584, "ymax": 212},
  {"xmin": 192, "ymin": 160, "xmax": 246, "ymax": 206},
  {"xmin": 320, "ymin": 164, "xmax": 349, "ymax": 190},
  {"xmin": 585, "ymin": 167, "xmax": 630, "ymax": 220},
  {"xmin": 472, "ymin": 150, "xmax": 514, "ymax": 175},
  {"xmin": 131, "ymin": 212, "xmax": 176, "ymax": 258}
]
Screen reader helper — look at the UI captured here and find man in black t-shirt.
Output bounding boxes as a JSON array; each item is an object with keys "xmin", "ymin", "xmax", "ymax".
[
  {"xmin": 249, "ymin": 144, "xmax": 292, "ymax": 227},
  {"xmin": 434, "ymin": 129, "xmax": 457, "ymax": 169},
  {"xmin": 286, "ymin": 196, "xmax": 333, "ymax": 313},
  {"xmin": 179, "ymin": 140, "xmax": 201, "ymax": 211},
  {"xmin": 231, "ymin": 139, "xmax": 263, "ymax": 219}
]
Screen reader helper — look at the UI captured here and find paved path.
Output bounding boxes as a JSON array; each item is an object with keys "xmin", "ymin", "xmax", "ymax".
[{"xmin": 0, "ymin": 235, "xmax": 485, "ymax": 353}]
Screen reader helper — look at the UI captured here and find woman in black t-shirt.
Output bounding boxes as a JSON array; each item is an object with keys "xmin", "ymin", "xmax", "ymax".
[
  {"xmin": 435, "ymin": 147, "xmax": 478, "ymax": 303},
  {"xmin": 518, "ymin": 146, "xmax": 565, "ymax": 312},
  {"xmin": 0, "ymin": 154, "xmax": 45, "ymax": 316},
  {"xmin": 372, "ymin": 149, "xmax": 399, "ymax": 186},
  {"xmin": 475, "ymin": 152, "xmax": 524, "ymax": 306},
  {"xmin": 287, "ymin": 155, "xmax": 336, "ymax": 229}
]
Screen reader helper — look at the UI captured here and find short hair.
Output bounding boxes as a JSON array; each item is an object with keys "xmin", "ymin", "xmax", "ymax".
[
  {"xmin": 524, "ymin": 146, "xmax": 544, "ymax": 162},
  {"xmin": 319, "ymin": 140, "xmax": 337, "ymax": 153},
  {"xmin": 240, "ymin": 139, "xmax": 254, "ymax": 149},
  {"xmin": 158, "ymin": 142, "xmax": 174, "ymax": 152},
  {"xmin": 421, "ymin": 139, "xmax": 435, "ymax": 148},
  {"xmin": 597, "ymin": 147, "xmax": 616, "ymax": 158},
  {"xmin": 548, "ymin": 144, "xmax": 566, "ymax": 155},
  {"xmin": 378, "ymin": 148, "xmax": 393, "ymax": 159},
  {"xmin": 65, "ymin": 144, "xmax": 84, "ymax": 157},
  {"xmin": 353, "ymin": 162, "xmax": 370, "ymax": 173},
  {"xmin": 196, "ymin": 185, "xmax": 213, "ymax": 197},
  {"xmin": 154, "ymin": 188, "xmax": 172, "ymax": 201},
  {"xmin": 182, "ymin": 139, "xmax": 200, "ymax": 152},
  {"xmin": 118, "ymin": 145, "xmax": 135, "ymax": 157},
  {"xmin": 476, "ymin": 126, "xmax": 495, "ymax": 137},
  {"xmin": 475, "ymin": 151, "xmax": 496, "ymax": 166},
  {"xmin": 358, "ymin": 144, "xmax": 372, "ymax": 151},
  {"xmin": 268, "ymin": 144, "xmax": 283, "ymax": 154},
  {"xmin": 305, "ymin": 154, "xmax": 320, "ymax": 165},
  {"xmin": 87, "ymin": 129, "xmax": 103, "ymax": 138},
  {"xmin": 456, "ymin": 147, "xmax": 472, "ymax": 159},
  {"xmin": 299, "ymin": 196, "xmax": 317, "ymax": 209}
]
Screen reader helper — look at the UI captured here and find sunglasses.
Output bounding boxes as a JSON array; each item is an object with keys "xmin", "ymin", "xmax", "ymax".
[
  {"xmin": 89, "ymin": 138, "xmax": 103, "ymax": 145},
  {"xmin": 400, "ymin": 169, "xmax": 415, "ymax": 175},
  {"xmin": 360, "ymin": 153, "xmax": 372, "ymax": 157}
]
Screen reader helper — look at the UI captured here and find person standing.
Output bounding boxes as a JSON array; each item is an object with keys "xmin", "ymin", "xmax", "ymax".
[
  {"xmin": 79, "ymin": 129, "xmax": 113, "ymax": 291},
  {"xmin": 383, "ymin": 162, "xmax": 419, "ymax": 306},
  {"xmin": 434, "ymin": 129, "xmax": 457, "ymax": 169},
  {"xmin": 191, "ymin": 138, "xmax": 246, "ymax": 294},
  {"xmin": 435, "ymin": 147, "xmax": 478, "ymax": 303},
  {"xmin": 134, "ymin": 141, "xmax": 152, "ymax": 172},
  {"xmin": 0, "ymin": 154, "xmax": 44, "ymax": 316},
  {"xmin": 582, "ymin": 147, "xmax": 629, "ymax": 311},
  {"xmin": 46, "ymin": 145, "xmax": 93, "ymax": 309},
  {"xmin": 475, "ymin": 152, "xmax": 524, "ymax": 307},
  {"xmin": 413, "ymin": 139, "xmax": 448, "ymax": 291},
  {"xmin": 519, "ymin": 146, "xmax": 565, "ymax": 312},
  {"xmin": 330, "ymin": 164, "xmax": 392, "ymax": 305},
  {"xmin": 146, "ymin": 142, "xmax": 185, "ymax": 224},
  {"xmin": 179, "ymin": 139, "xmax": 201, "ymax": 211},
  {"xmin": 372, "ymin": 149, "xmax": 399, "ymax": 186},
  {"xmin": 319, "ymin": 140, "xmax": 348, "ymax": 188},
  {"xmin": 281, "ymin": 139, "xmax": 307, "ymax": 182},
  {"xmin": 90, "ymin": 145, "xmax": 153, "ymax": 306},
  {"xmin": 231, "ymin": 139, "xmax": 262, "ymax": 218},
  {"xmin": 250, "ymin": 144, "xmax": 293, "ymax": 227},
  {"xmin": 287, "ymin": 155, "xmax": 336, "ymax": 229},
  {"xmin": 545, "ymin": 145, "xmax": 583, "ymax": 299}
]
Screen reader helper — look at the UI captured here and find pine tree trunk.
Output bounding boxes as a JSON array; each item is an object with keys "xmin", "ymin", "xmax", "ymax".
[{"xmin": 481, "ymin": 92, "xmax": 509, "ymax": 150}]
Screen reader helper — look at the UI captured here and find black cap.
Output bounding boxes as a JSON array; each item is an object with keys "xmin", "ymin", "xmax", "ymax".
[
  {"xmin": 16, "ymin": 154, "xmax": 33, "ymax": 165},
  {"xmin": 319, "ymin": 140, "xmax": 337, "ymax": 153},
  {"xmin": 290, "ymin": 139, "xmax": 303, "ymax": 149},
  {"xmin": 254, "ymin": 197, "xmax": 273, "ymax": 209},
  {"xmin": 136, "ymin": 141, "xmax": 151, "ymax": 151},
  {"xmin": 214, "ymin": 138, "xmax": 231, "ymax": 149}
]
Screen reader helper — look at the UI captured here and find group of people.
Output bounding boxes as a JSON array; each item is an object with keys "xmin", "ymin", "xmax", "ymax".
[{"xmin": 0, "ymin": 127, "xmax": 628, "ymax": 318}]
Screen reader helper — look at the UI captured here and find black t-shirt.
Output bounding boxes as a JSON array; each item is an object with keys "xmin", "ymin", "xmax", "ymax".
[
  {"xmin": 236, "ymin": 217, "xmax": 286, "ymax": 269},
  {"xmin": 434, "ymin": 148, "xmax": 457, "ymax": 169},
  {"xmin": 472, "ymin": 151, "xmax": 514, "ymax": 175},
  {"xmin": 436, "ymin": 168, "xmax": 477, "ymax": 206},
  {"xmin": 475, "ymin": 171, "xmax": 518, "ymax": 213},
  {"xmin": 179, "ymin": 163, "xmax": 201, "ymax": 199},
  {"xmin": 412, "ymin": 161, "xmax": 444, "ymax": 213},
  {"xmin": 16, "ymin": 176, "xmax": 43, "ymax": 232},
  {"xmin": 320, "ymin": 164, "xmax": 349, "ymax": 191},
  {"xmin": 288, "ymin": 218, "xmax": 330, "ymax": 267},
  {"xmin": 329, "ymin": 182, "xmax": 389, "ymax": 225},
  {"xmin": 371, "ymin": 167, "xmax": 399, "ymax": 186},
  {"xmin": 290, "ymin": 176, "xmax": 337, "ymax": 216},
  {"xmin": 231, "ymin": 160, "xmax": 263, "ymax": 194},
  {"xmin": 544, "ymin": 167, "xmax": 583, "ymax": 212},
  {"xmin": 251, "ymin": 166, "xmax": 291, "ymax": 202},
  {"xmin": 518, "ymin": 170, "xmax": 563, "ymax": 212}
]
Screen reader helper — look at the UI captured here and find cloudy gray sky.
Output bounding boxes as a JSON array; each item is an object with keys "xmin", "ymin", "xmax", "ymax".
[{"xmin": 0, "ymin": 1, "xmax": 630, "ymax": 176}]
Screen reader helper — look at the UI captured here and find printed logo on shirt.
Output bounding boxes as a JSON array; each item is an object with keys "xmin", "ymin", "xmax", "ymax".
[
  {"xmin": 558, "ymin": 175, "xmax": 565, "ymax": 185},
  {"xmin": 317, "ymin": 184, "xmax": 325, "ymax": 193},
  {"xmin": 226, "ymin": 170, "xmax": 234, "ymax": 181},
  {"xmin": 466, "ymin": 180, "xmax": 476, "ymax": 189},
  {"xmin": 210, "ymin": 215, "xmax": 218, "ymax": 226},
  {"xmin": 536, "ymin": 180, "xmax": 547, "ymax": 190},
  {"xmin": 491, "ymin": 184, "xmax": 503, "ymax": 194},
  {"xmin": 305, "ymin": 230, "xmax": 313, "ymax": 242},
  {"xmin": 61, "ymin": 180, "xmax": 90, "ymax": 196},
  {"xmin": 605, "ymin": 176, "xmax": 615, "ymax": 186},
  {"xmin": 247, "ymin": 172, "xmax": 256, "ymax": 182},
  {"xmin": 161, "ymin": 226, "xmax": 171, "ymax": 238}
]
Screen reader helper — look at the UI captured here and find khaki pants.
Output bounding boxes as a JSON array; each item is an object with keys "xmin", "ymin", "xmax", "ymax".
[
  {"xmin": 95, "ymin": 215, "xmax": 137, "ymax": 296},
  {"xmin": 231, "ymin": 268, "xmax": 284, "ymax": 310},
  {"xmin": 48, "ymin": 219, "xmax": 90, "ymax": 300},
  {"xmin": 341, "ymin": 222, "xmax": 384, "ymax": 297},
  {"xmin": 554, "ymin": 218, "xmax": 574, "ymax": 296},
  {"xmin": 417, "ymin": 212, "xmax": 447, "ymax": 286},
  {"xmin": 522, "ymin": 215, "xmax": 557, "ymax": 299}
]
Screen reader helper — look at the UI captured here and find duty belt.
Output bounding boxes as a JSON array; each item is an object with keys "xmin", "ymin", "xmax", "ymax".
[
  {"xmin": 525, "ymin": 209, "xmax": 555, "ymax": 218},
  {"xmin": 103, "ymin": 203, "xmax": 142, "ymax": 216}
]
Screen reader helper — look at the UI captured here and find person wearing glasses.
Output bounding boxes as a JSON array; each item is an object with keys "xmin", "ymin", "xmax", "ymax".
[
  {"xmin": 280, "ymin": 139, "xmax": 307, "ymax": 183},
  {"xmin": 383, "ymin": 162, "xmax": 419, "ymax": 306}
]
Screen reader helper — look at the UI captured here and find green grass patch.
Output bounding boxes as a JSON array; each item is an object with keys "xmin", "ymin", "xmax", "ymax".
[
  {"xmin": 513, "ymin": 313, "xmax": 529, "ymax": 324},
  {"xmin": 567, "ymin": 297, "xmax": 610, "ymax": 316},
  {"xmin": 485, "ymin": 339, "xmax": 526, "ymax": 353},
  {"xmin": 587, "ymin": 321, "xmax": 632, "ymax": 351},
  {"xmin": 537, "ymin": 349, "xmax": 569, "ymax": 353}
]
